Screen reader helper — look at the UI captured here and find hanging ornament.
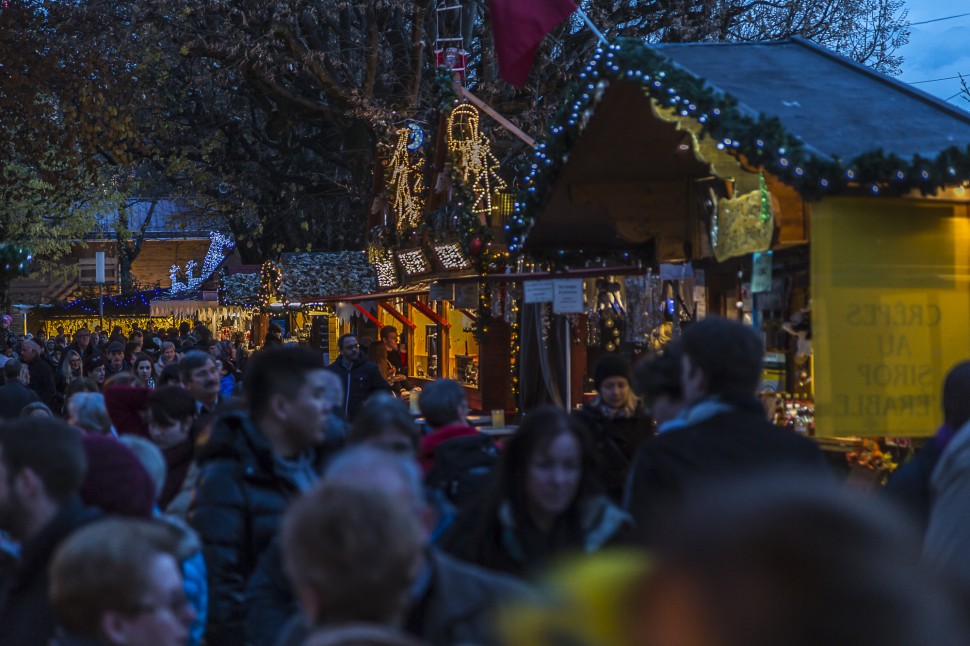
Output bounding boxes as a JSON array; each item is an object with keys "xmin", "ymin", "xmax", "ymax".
[
  {"xmin": 387, "ymin": 126, "xmax": 427, "ymax": 232},
  {"xmin": 605, "ymin": 341, "xmax": 616, "ymax": 352},
  {"xmin": 447, "ymin": 105, "xmax": 507, "ymax": 216},
  {"xmin": 711, "ymin": 173, "xmax": 774, "ymax": 262},
  {"xmin": 604, "ymin": 318, "xmax": 615, "ymax": 329},
  {"xmin": 468, "ymin": 237, "xmax": 483, "ymax": 256}
]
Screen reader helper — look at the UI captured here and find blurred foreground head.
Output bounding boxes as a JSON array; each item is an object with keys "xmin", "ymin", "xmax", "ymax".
[
  {"xmin": 51, "ymin": 518, "xmax": 194, "ymax": 646},
  {"xmin": 281, "ymin": 479, "xmax": 425, "ymax": 628},
  {"xmin": 636, "ymin": 473, "xmax": 970, "ymax": 646}
]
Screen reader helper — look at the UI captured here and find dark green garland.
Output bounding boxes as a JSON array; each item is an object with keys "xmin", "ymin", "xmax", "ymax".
[
  {"xmin": 507, "ymin": 39, "xmax": 970, "ymax": 255},
  {"xmin": 0, "ymin": 244, "xmax": 32, "ymax": 279}
]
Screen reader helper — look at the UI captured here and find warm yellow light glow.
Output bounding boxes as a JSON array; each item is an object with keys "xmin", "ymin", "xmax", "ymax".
[{"xmin": 387, "ymin": 127, "xmax": 426, "ymax": 231}]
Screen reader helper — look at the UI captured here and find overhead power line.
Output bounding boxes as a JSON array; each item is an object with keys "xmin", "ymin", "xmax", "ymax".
[
  {"xmin": 910, "ymin": 73, "xmax": 969, "ymax": 85},
  {"xmin": 910, "ymin": 12, "xmax": 970, "ymax": 26}
]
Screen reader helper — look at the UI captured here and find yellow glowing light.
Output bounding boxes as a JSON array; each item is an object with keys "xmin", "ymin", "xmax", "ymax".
[
  {"xmin": 447, "ymin": 105, "xmax": 507, "ymax": 215},
  {"xmin": 387, "ymin": 127, "xmax": 426, "ymax": 232}
]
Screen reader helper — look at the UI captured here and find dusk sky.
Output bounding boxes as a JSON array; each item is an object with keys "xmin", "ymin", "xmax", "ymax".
[{"xmin": 899, "ymin": 0, "xmax": 970, "ymax": 109}]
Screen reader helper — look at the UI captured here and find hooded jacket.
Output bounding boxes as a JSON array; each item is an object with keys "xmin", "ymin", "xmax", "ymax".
[
  {"xmin": 924, "ymin": 420, "xmax": 970, "ymax": 592},
  {"xmin": 187, "ymin": 410, "xmax": 321, "ymax": 646},
  {"xmin": 328, "ymin": 355, "xmax": 392, "ymax": 420}
]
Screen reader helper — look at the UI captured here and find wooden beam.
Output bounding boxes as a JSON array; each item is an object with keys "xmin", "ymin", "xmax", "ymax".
[
  {"xmin": 379, "ymin": 302, "xmax": 416, "ymax": 331},
  {"xmin": 353, "ymin": 304, "xmax": 382, "ymax": 328},
  {"xmin": 409, "ymin": 299, "xmax": 451, "ymax": 329},
  {"xmin": 457, "ymin": 308, "xmax": 478, "ymax": 322},
  {"xmin": 457, "ymin": 86, "xmax": 536, "ymax": 148}
]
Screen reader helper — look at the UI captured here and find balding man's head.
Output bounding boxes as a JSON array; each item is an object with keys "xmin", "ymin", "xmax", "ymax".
[{"xmin": 20, "ymin": 339, "xmax": 40, "ymax": 362}]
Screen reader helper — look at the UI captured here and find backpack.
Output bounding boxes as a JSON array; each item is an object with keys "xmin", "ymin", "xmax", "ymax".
[{"xmin": 426, "ymin": 434, "xmax": 499, "ymax": 508}]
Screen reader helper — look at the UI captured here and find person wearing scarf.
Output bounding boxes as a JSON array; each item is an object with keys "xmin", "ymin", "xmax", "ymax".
[{"xmin": 573, "ymin": 354, "xmax": 652, "ymax": 503}]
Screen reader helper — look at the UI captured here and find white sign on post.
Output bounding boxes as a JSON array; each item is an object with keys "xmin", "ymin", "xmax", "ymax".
[
  {"xmin": 95, "ymin": 252, "xmax": 106, "ymax": 284},
  {"xmin": 523, "ymin": 279, "xmax": 554, "ymax": 303},
  {"xmin": 552, "ymin": 279, "xmax": 585, "ymax": 314}
]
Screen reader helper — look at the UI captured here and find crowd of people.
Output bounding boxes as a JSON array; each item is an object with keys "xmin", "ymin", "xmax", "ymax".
[{"xmin": 0, "ymin": 315, "xmax": 968, "ymax": 645}]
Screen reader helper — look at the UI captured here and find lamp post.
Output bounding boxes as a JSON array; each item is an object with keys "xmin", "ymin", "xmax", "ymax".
[{"xmin": 95, "ymin": 252, "xmax": 105, "ymax": 330}]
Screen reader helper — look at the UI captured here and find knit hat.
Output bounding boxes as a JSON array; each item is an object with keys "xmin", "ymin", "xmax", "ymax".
[
  {"xmin": 593, "ymin": 354, "xmax": 632, "ymax": 391},
  {"xmin": 79, "ymin": 434, "xmax": 156, "ymax": 518}
]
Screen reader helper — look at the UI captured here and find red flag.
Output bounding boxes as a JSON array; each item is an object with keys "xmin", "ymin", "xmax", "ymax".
[{"xmin": 489, "ymin": 0, "xmax": 578, "ymax": 87}]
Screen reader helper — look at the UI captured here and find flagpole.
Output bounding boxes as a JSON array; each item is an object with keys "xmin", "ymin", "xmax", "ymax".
[{"xmin": 575, "ymin": 8, "xmax": 609, "ymax": 45}]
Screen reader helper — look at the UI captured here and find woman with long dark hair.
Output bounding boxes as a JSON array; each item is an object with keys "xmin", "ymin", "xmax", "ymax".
[{"xmin": 441, "ymin": 406, "xmax": 631, "ymax": 578}]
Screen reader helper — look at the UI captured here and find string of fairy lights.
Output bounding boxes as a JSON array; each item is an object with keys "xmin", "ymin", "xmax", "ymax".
[{"xmin": 508, "ymin": 39, "xmax": 970, "ymax": 257}]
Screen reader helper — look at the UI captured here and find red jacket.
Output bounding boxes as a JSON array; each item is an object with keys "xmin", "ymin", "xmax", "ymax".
[{"xmin": 419, "ymin": 423, "xmax": 479, "ymax": 475}]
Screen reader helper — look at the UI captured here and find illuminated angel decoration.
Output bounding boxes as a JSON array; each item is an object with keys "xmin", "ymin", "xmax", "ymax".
[
  {"xmin": 387, "ymin": 126, "xmax": 426, "ymax": 232},
  {"xmin": 447, "ymin": 105, "xmax": 507, "ymax": 216}
]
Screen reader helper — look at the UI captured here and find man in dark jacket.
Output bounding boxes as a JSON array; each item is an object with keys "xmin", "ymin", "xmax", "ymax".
[
  {"xmin": 0, "ymin": 359, "xmax": 39, "ymax": 420},
  {"xmin": 625, "ymin": 317, "xmax": 828, "ymax": 540},
  {"xmin": 0, "ymin": 418, "xmax": 99, "ymax": 645},
  {"xmin": 263, "ymin": 447, "xmax": 530, "ymax": 646},
  {"xmin": 328, "ymin": 333, "xmax": 391, "ymax": 420},
  {"xmin": 188, "ymin": 346, "xmax": 340, "ymax": 646},
  {"xmin": 20, "ymin": 338, "xmax": 58, "ymax": 409},
  {"xmin": 68, "ymin": 327, "xmax": 98, "ymax": 363}
]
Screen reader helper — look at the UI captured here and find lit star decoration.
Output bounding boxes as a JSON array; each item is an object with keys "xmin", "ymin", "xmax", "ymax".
[
  {"xmin": 170, "ymin": 232, "xmax": 235, "ymax": 294},
  {"xmin": 396, "ymin": 249, "xmax": 432, "ymax": 277},
  {"xmin": 387, "ymin": 126, "xmax": 426, "ymax": 232},
  {"xmin": 507, "ymin": 39, "xmax": 970, "ymax": 257},
  {"xmin": 368, "ymin": 245, "xmax": 399, "ymax": 289},
  {"xmin": 431, "ymin": 242, "xmax": 472, "ymax": 271},
  {"xmin": 447, "ymin": 105, "xmax": 508, "ymax": 216}
]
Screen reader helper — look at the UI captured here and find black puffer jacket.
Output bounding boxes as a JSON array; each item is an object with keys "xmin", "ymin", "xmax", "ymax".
[
  {"xmin": 187, "ymin": 410, "xmax": 317, "ymax": 646},
  {"xmin": 572, "ymin": 403, "xmax": 653, "ymax": 502},
  {"xmin": 328, "ymin": 355, "xmax": 392, "ymax": 420}
]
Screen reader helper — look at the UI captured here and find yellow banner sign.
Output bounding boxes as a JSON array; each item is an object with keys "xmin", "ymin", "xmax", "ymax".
[{"xmin": 812, "ymin": 198, "xmax": 970, "ymax": 437}]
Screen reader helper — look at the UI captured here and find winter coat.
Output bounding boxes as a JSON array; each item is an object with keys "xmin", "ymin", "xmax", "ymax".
[
  {"xmin": 328, "ymin": 356, "xmax": 392, "ymax": 420},
  {"xmin": 187, "ymin": 410, "xmax": 320, "ymax": 646},
  {"xmin": 0, "ymin": 380, "xmax": 39, "ymax": 420},
  {"xmin": 273, "ymin": 548, "xmax": 531, "ymax": 646},
  {"xmin": 624, "ymin": 395, "xmax": 828, "ymax": 541},
  {"xmin": 924, "ymin": 421, "xmax": 970, "ymax": 593},
  {"xmin": 884, "ymin": 424, "xmax": 952, "ymax": 532},
  {"xmin": 418, "ymin": 424, "xmax": 480, "ymax": 475},
  {"xmin": 26, "ymin": 355, "xmax": 58, "ymax": 409},
  {"xmin": 572, "ymin": 402, "xmax": 653, "ymax": 502},
  {"xmin": 441, "ymin": 496, "xmax": 632, "ymax": 579},
  {"xmin": 219, "ymin": 373, "xmax": 236, "ymax": 399},
  {"xmin": 157, "ymin": 514, "xmax": 208, "ymax": 646},
  {"xmin": 0, "ymin": 496, "xmax": 101, "ymax": 646}
]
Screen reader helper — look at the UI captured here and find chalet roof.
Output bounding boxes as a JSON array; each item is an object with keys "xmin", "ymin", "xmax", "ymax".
[
  {"xmin": 276, "ymin": 252, "xmax": 377, "ymax": 302},
  {"xmin": 656, "ymin": 37, "xmax": 970, "ymax": 162},
  {"xmin": 218, "ymin": 267, "xmax": 261, "ymax": 308},
  {"xmin": 508, "ymin": 37, "xmax": 970, "ymax": 257}
]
